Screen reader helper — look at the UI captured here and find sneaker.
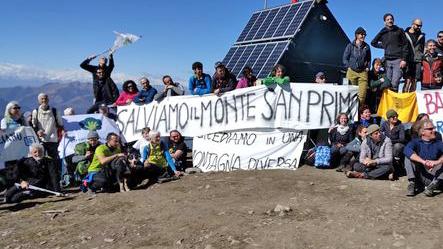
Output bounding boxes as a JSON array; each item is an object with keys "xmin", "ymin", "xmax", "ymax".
[
  {"xmin": 424, "ymin": 181, "xmax": 439, "ymax": 197},
  {"xmin": 406, "ymin": 181, "xmax": 416, "ymax": 197}
]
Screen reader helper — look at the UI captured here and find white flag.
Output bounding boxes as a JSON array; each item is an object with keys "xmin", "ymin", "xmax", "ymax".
[{"xmin": 110, "ymin": 31, "xmax": 141, "ymax": 54}]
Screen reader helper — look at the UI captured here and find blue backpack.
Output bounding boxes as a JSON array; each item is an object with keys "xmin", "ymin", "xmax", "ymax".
[{"xmin": 314, "ymin": 146, "xmax": 331, "ymax": 168}]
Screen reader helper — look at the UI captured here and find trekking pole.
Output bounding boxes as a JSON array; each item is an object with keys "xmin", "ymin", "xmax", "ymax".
[{"xmin": 14, "ymin": 183, "xmax": 67, "ymax": 197}]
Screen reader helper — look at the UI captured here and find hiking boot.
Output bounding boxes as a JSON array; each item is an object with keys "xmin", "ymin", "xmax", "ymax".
[
  {"xmin": 346, "ymin": 171, "xmax": 365, "ymax": 179},
  {"xmin": 336, "ymin": 165, "xmax": 345, "ymax": 172},
  {"xmin": 406, "ymin": 181, "xmax": 416, "ymax": 197},
  {"xmin": 424, "ymin": 180, "xmax": 439, "ymax": 197}
]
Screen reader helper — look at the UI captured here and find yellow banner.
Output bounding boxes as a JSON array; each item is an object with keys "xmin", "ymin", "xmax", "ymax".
[{"xmin": 376, "ymin": 89, "xmax": 418, "ymax": 123}]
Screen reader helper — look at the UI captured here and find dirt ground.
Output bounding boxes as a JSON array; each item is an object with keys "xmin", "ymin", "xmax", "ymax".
[{"xmin": 1, "ymin": 166, "xmax": 443, "ymax": 249}]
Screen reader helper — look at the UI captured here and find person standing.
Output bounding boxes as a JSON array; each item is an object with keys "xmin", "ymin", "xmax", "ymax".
[
  {"xmin": 421, "ymin": 39, "xmax": 443, "ymax": 90},
  {"xmin": 343, "ymin": 27, "xmax": 371, "ymax": 105},
  {"xmin": 80, "ymin": 54, "xmax": 119, "ymax": 113},
  {"xmin": 403, "ymin": 19, "xmax": 425, "ymax": 92},
  {"xmin": 371, "ymin": 13, "xmax": 409, "ymax": 92}
]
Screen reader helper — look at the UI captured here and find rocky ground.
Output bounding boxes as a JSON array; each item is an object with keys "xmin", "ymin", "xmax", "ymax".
[{"xmin": 1, "ymin": 166, "xmax": 443, "ymax": 249}]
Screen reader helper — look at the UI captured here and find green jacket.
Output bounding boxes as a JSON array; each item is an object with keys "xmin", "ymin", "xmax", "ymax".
[
  {"xmin": 262, "ymin": 76, "xmax": 290, "ymax": 86},
  {"xmin": 73, "ymin": 141, "xmax": 101, "ymax": 175}
]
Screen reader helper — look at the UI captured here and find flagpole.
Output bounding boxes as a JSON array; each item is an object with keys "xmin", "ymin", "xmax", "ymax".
[{"xmin": 264, "ymin": 0, "xmax": 268, "ymax": 9}]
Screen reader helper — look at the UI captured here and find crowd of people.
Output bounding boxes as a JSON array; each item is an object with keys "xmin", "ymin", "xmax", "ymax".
[{"xmin": 1, "ymin": 12, "xmax": 443, "ymax": 204}]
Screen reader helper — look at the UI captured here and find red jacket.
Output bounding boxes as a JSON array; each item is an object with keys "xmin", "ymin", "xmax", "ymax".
[{"xmin": 422, "ymin": 53, "xmax": 443, "ymax": 86}]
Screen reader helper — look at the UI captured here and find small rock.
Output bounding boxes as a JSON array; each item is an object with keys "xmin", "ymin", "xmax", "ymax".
[
  {"xmin": 39, "ymin": 241, "xmax": 47, "ymax": 245},
  {"xmin": 104, "ymin": 238, "xmax": 114, "ymax": 243},
  {"xmin": 248, "ymin": 210, "xmax": 254, "ymax": 215},
  {"xmin": 309, "ymin": 182, "xmax": 314, "ymax": 185},
  {"xmin": 217, "ymin": 211, "xmax": 226, "ymax": 216},
  {"xmin": 274, "ymin": 204, "xmax": 291, "ymax": 213},
  {"xmin": 228, "ymin": 236, "xmax": 240, "ymax": 245},
  {"xmin": 204, "ymin": 245, "xmax": 214, "ymax": 249},
  {"xmin": 205, "ymin": 184, "xmax": 210, "ymax": 189},
  {"xmin": 185, "ymin": 167, "xmax": 202, "ymax": 174},
  {"xmin": 265, "ymin": 210, "xmax": 272, "ymax": 215},
  {"xmin": 176, "ymin": 239, "xmax": 184, "ymax": 245}
]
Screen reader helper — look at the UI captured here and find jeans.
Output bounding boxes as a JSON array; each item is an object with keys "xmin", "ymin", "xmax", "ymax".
[
  {"xmin": 385, "ymin": 59, "xmax": 402, "ymax": 91},
  {"xmin": 353, "ymin": 162, "xmax": 393, "ymax": 179},
  {"xmin": 404, "ymin": 158, "xmax": 443, "ymax": 186}
]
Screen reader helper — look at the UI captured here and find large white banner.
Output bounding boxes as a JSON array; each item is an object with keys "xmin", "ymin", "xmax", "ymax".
[
  {"xmin": 117, "ymin": 84, "xmax": 358, "ymax": 141},
  {"xmin": 416, "ymin": 90, "xmax": 443, "ymax": 133},
  {"xmin": 58, "ymin": 114, "xmax": 125, "ymax": 158},
  {"xmin": 192, "ymin": 129, "xmax": 307, "ymax": 172},
  {"xmin": 0, "ymin": 127, "xmax": 40, "ymax": 169}
]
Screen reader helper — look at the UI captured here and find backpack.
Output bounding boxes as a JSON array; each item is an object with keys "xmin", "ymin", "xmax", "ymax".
[{"xmin": 314, "ymin": 146, "xmax": 331, "ymax": 168}]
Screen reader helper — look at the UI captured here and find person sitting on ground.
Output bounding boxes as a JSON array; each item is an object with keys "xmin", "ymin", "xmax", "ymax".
[
  {"xmin": 114, "ymin": 80, "xmax": 139, "ymax": 106},
  {"xmin": 346, "ymin": 124, "xmax": 393, "ymax": 180},
  {"xmin": 403, "ymin": 119, "xmax": 443, "ymax": 197},
  {"xmin": 315, "ymin": 72, "xmax": 327, "ymax": 84},
  {"xmin": 72, "ymin": 130, "xmax": 102, "ymax": 180},
  {"xmin": 211, "ymin": 62, "xmax": 237, "ymax": 96},
  {"xmin": 141, "ymin": 131, "xmax": 179, "ymax": 183},
  {"xmin": 380, "ymin": 109, "xmax": 406, "ymax": 176},
  {"xmin": 86, "ymin": 132, "xmax": 131, "ymax": 192},
  {"xmin": 367, "ymin": 58, "xmax": 391, "ymax": 113},
  {"xmin": 410, "ymin": 113, "xmax": 442, "ymax": 140},
  {"xmin": 188, "ymin": 61, "xmax": 211, "ymax": 96},
  {"xmin": 328, "ymin": 113, "xmax": 353, "ymax": 168},
  {"xmin": 81, "ymin": 54, "xmax": 119, "ymax": 114},
  {"xmin": 352, "ymin": 105, "xmax": 380, "ymax": 134},
  {"xmin": 98, "ymin": 104, "xmax": 117, "ymax": 121},
  {"xmin": 236, "ymin": 66, "xmax": 256, "ymax": 89},
  {"xmin": 1, "ymin": 101, "xmax": 28, "ymax": 132},
  {"xmin": 154, "ymin": 75, "xmax": 185, "ymax": 102},
  {"xmin": 133, "ymin": 77, "xmax": 157, "ymax": 104},
  {"xmin": 421, "ymin": 39, "xmax": 443, "ymax": 90},
  {"xmin": 5, "ymin": 144, "xmax": 61, "ymax": 203},
  {"xmin": 168, "ymin": 130, "xmax": 188, "ymax": 172},
  {"xmin": 132, "ymin": 127, "xmax": 151, "ymax": 163},
  {"xmin": 337, "ymin": 125, "xmax": 368, "ymax": 172},
  {"xmin": 262, "ymin": 64, "xmax": 290, "ymax": 87}
]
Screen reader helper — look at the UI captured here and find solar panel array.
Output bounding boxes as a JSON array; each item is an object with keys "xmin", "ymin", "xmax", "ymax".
[
  {"xmin": 223, "ymin": 0, "xmax": 314, "ymax": 78},
  {"xmin": 222, "ymin": 41, "xmax": 290, "ymax": 78}
]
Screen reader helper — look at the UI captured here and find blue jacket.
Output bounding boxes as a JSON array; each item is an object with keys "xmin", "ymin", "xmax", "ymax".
[
  {"xmin": 403, "ymin": 138, "xmax": 443, "ymax": 160},
  {"xmin": 343, "ymin": 41, "xmax": 371, "ymax": 72},
  {"xmin": 133, "ymin": 86, "xmax": 158, "ymax": 104},
  {"xmin": 141, "ymin": 141, "xmax": 177, "ymax": 172},
  {"xmin": 188, "ymin": 74, "xmax": 211, "ymax": 96}
]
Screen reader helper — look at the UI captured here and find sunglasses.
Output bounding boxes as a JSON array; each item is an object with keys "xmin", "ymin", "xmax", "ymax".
[
  {"xmin": 424, "ymin": 127, "xmax": 435, "ymax": 131},
  {"xmin": 12, "ymin": 106, "xmax": 21, "ymax": 110}
]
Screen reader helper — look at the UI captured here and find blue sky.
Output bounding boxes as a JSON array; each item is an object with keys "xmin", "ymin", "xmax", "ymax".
[{"xmin": 0, "ymin": 0, "xmax": 442, "ymax": 86}]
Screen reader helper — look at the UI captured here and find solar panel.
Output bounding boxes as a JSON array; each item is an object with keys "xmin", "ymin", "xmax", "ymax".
[
  {"xmin": 234, "ymin": 1, "xmax": 313, "ymax": 44},
  {"xmin": 262, "ymin": 6, "xmax": 291, "ymax": 39},
  {"xmin": 257, "ymin": 42, "xmax": 289, "ymax": 78},
  {"xmin": 244, "ymin": 10, "xmax": 271, "ymax": 41},
  {"xmin": 223, "ymin": 1, "xmax": 313, "ymax": 78},
  {"xmin": 225, "ymin": 41, "xmax": 289, "ymax": 78},
  {"xmin": 272, "ymin": 4, "xmax": 301, "ymax": 38},
  {"xmin": 222, "ymin": 47, "xmax": 238, "ymax": 66},
  {"xmin": 253, "ymin": 8, "xmax": 279, "ymax": 40},
  {"xmin": 236, "ymin": 13, "xmax": 260, "ymax": 42},
  {"xmin": 283, "ymin": 1, "xmax": 313, "ymax": 37}
]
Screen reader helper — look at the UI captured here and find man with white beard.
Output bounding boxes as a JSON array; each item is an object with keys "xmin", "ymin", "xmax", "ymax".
[{"xmin": 5, "ymin": 144, "xmax": 61, "ymax": 203}]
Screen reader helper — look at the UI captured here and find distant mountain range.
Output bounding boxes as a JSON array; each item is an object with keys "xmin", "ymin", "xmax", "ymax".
[
  {"xmin": 0, "ymin": 81, "xmax": 167, "ymax": 116},
  {"xmin": 0, "ymin": 82, "xmax": 94, "ymax": 116}
]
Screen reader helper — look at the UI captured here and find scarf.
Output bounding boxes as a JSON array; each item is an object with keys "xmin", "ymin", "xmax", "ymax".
[{"xmin": 336, "ymin": 124, "xmax": 350, "ymax": 136}]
